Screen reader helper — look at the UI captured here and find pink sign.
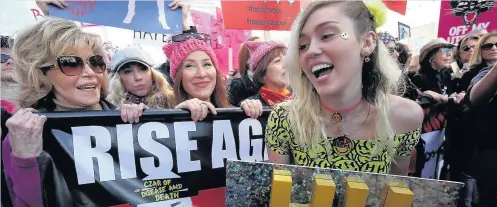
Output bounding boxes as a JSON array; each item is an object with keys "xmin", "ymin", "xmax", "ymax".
[
  {"xmin": 438, "ymin": 1, "xmax": 496, "ymax": 44},
  {"xmin": 191, "ymin": 9, "xmax": 251, "ymax": 76}
]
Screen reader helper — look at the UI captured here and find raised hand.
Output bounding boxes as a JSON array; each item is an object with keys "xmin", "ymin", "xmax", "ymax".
[{"xmin": 6, "ymin": 108, "xmax": 47, "ymax": 158}]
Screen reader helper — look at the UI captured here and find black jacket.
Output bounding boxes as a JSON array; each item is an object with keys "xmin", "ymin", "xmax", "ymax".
[
  {"xmin": 412, "ymin": 67, "xmax": 455, "ymax": 95},
  {"xmin": 228, "ymin": 75, "xmax": 258, "ymax": 107}
]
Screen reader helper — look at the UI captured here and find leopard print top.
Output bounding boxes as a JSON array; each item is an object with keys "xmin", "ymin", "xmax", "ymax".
[{"xmin": 265, "ymin": 105, "xmax": 421, "ymax": 173}]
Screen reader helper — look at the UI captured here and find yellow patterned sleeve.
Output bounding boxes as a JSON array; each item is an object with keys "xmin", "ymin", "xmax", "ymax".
[
  {"xmin": 264, "ymin": 106, "xmax": 291, "ymax": 155},
  {"xmin": 395, "ymin": 127, "xmax": 421, "ymax": 157}
]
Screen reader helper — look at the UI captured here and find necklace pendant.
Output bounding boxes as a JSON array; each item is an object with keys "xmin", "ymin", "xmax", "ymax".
[
  {"xmin": 331, "ymin": 135, "xmax": 354, "ymax": 156},
  {"xmin": 332, "ymin": 112, "xmax": 343, "ymax": 124}
]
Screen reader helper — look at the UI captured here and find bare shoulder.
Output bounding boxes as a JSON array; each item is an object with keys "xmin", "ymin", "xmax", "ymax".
[{"xmin": 388, "ymin": 95, "xmax": 423, "ymax": 134}]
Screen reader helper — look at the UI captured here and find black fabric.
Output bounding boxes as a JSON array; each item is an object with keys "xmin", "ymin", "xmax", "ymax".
[
  {"xmin": 455, "ymin": 66, "xmax": 497, "ymax": 207},
  {"xmin": 402, "ymin": 73, "xmax": 420, "ymax": 101},
  {"xmin": 412, "ymin": 67, "xmax": 455, "ymax": 95},
  {"xmin": 247, "ymin": 94, "xmax": 269, "ymax": 108},
  {"xmin": 457, "ymin": 63, "xmax": 487, "ymax": 93},
  {"xmin": 464, "ymin": 66, "xmax": 497, "ymax": 150},
  {"xmin": 228, "ymin": 75, "xmax": 258, "ymax": 107},
  {"xmin": 183, "ymin": 26, "xmax": 198, "ymax": 34},
  {"xmin": 1, "ymin": 107, "xmax": 13, "ymax": 207},
  {"xmin": 31, "ymin": 100, "xmax": 115, "ymax": 206},
  {"xmin": 155, "ymin": 61, "xmax": 174, "ymax": 86}
]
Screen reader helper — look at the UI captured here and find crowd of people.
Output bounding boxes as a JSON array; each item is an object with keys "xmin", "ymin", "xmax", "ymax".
[{"xmin": 1, "ymin": 0, "xmax": 496, "ymax": 207}]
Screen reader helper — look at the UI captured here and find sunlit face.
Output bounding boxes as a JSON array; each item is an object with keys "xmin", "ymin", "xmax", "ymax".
[
  {"xmin": 180, "ymin": 51, "xmax": 217, "ymax": 101},
  {"xmin": 264, "ymin": 53, "xmax": 288, "ymax": 90},
  {"xmin": 433, "ymin": 47, "xmax": 453, "ymax": 69},
  {"xmin": 119, "ymin": 63, "xmax": 153, "ymax": 97},
  {"xmin": 1, "ymin": 48, "xmax": 15, "ymax": 81},
  {"xmin": 481, "ymin": 36, "xmax": 497, "ymax": 63},
  {"xmin": 298, "ymin": 4, "xmax": 373, "ymax": 98},
  {"xmin": 46, "ymin": 46, "xmax": 104, "ymax": 107},
  {"xmin": 459, "ymin": 38, "xmax": 477, "ymax": 63}
]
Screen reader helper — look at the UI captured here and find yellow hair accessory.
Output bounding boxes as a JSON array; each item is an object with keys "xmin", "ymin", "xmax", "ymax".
[{"xmin": 363, "ymin": 0, "xmax": 388, "ymax": 27}]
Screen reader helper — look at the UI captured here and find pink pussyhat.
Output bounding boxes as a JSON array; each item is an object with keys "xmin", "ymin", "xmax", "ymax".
[
  {"xmin": 162, "ymin": 37, "xmax": 219, "ymax": 79},
  {"xmin": 245, "ymin": 40, "xmax": 286, "ymax": 72}
]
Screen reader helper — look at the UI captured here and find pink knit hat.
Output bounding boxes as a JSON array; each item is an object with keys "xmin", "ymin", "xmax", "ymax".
[
  {"xmin": 162, "ymin": 37, "xmax": 219, "ymax": 79},
  {"xmin": 245, "ymin": 40, "xmax": 286, "ymax": 72}
]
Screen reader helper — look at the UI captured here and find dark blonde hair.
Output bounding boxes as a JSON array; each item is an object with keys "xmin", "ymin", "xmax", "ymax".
[
  {"xmin": 468, "ymin": 32, "xmax": 497, "ymax": 69},
  {"xmin": 107, "ymin": 65, "xmax": 176, "ymax": 108},
  {"xmin": 238, "ymin": 36, "xmax": 261, "ymax": 76},
  {"xmin": 252, "ymin": 47, "xmax": 286, "ymax": 89},
  {"xmin": 12, "ymin": 18, "xmax": 109, "ymax": 108},
  {"xmin": 173, "ymin": 63, "xmax": 229, "ymax": 108}
]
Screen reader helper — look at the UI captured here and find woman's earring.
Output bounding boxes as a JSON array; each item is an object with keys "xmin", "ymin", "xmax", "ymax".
[{"xmin": 364, "ymin": 54, "xmax": 371, "ymax": 63}]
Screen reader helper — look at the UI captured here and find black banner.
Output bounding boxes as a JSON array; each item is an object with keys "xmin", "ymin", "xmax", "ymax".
[{"xmin": 41, "ymin": 109, "xmax": 270, "ymax": 206}]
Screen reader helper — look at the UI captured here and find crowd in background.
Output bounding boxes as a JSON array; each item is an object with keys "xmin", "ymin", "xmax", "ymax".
[{"xmin": 1, "ymin": 0, "xmax": 497, "ymax": 207}]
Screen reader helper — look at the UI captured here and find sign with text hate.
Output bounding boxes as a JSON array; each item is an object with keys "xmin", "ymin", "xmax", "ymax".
[
  {"xmin": 438, "ymin": 1, "xmax": 496, "ymax": 44},
  {"xmin": 221, "ymin": 0, "xmax": 300, "ymax": 31}
]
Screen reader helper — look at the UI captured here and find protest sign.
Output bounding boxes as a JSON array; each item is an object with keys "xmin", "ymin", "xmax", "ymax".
[
  {"xmin": 438, "ymin": 1, "xmax": 496, "ymax": 44},
  {"xmin": 49, "ymin": 0, "xmax": 182, "ymax": 34},
  {"xmin": 382, "ymin": 0, "xmax": 407, "ymax": 16},
  {"xmin": 191, "ymin": 9, "xmax": 252, "ymax": 75},
  {"xmin": 40, "ymin": 109, "xmax": 269, "ymax": 206},
  {"xmin": 133, "ymin": 30, "xmax": 172, "ymax": 45},
  {"xmin": 220, "ymin": 0, "xmax": 300, "ymax": 31}
]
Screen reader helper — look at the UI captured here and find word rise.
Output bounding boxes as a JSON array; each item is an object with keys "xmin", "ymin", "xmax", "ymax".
[{"xmin": 71, "ymin": 119, "xmax": 269, "ymax": 185}]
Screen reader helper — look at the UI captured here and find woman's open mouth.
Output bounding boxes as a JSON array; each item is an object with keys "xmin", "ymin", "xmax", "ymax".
[{"xmin": 311, "ymin": 64, "xmax": 334, "ymax": 79}]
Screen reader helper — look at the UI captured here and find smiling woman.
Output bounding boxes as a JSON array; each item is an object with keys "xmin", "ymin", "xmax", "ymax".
[
  {"xmin": 163, "ymin": 32, "xmax": 264, "ymax": 120},
  {"xmin": 265, "ymin": 0, "xmax": 423, "ymax": 176},
  {"xmin": 2, "ymin": 17, "xmax": 147, "ymax": 207}
]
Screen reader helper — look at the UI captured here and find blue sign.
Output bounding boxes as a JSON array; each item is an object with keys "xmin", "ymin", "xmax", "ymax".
[{"xmin": 49, "ymin": 0, "xmax": 183, "ymax": 34}]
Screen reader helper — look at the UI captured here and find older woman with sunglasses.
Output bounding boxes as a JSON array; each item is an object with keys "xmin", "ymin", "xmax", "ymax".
[
  {"xmin": 2, "ymin": 18, "xmax": 145, "ymax": 207},
  {"xmin": 163, "ymin": 33, "xmax": 264, "ymax": 120}
]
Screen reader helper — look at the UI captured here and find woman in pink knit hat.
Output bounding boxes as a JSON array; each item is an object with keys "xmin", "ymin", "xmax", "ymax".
[
  {"xmin": 243, "ymin": 40, "xmax": 291, "ymax": 108},
  {"xmin": 163, "ymin": 33, "xmax": 263, "ymax": 119}
]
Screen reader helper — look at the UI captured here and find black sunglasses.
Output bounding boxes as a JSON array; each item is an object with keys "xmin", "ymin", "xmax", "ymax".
[
  {"xmin": 481, "ymin": 42, "xmax": 497, "ymax": 51},
  {"xmin": 461, "ymin": 45, "xmax": 474, "ymax": 52},
  {"xmin": 39, "ymin": 55, "xmax": 106, "ymax": 76},
  {"xmin": 1, "ymin": 54, "xmax": 11, "ymax": 63},
  {"xmin": 170, "ymin": 33, "xmax": 211, "ymax": 44}
]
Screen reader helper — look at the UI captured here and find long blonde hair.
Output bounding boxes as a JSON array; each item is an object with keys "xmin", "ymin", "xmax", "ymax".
[
  {"xmin": 107, "ymin": 68, "xmax": 175, "ymax": 108},
  {"xmin": 12, "ymin": 18, "xmax": 109, "ymax": 108},
  {"xmin": 468, "ymin": 32, "xmax": 497, "ymax": 69},
  {"xmin": 283, "ymin": 1, "xmax": 403, "ymax": 155}
]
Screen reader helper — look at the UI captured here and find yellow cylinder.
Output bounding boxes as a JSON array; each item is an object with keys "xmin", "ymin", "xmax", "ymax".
[
  {"xmin": 270, "ymin": 169, "xmax": 293, "ymax": 207},
  {"xmin": 310, "ymin": 174, "xmax": 336, "ymax": 207},
  {"xmin": 345, "ymin": 176, "xmax": 369, "ymax": 207},
  {"xmin": 382, "ymin": 181, "xmax": 414, "ymax": 207}
]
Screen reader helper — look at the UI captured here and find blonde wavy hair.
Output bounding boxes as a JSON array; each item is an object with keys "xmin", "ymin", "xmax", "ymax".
[
  {"xmin": 12, "ymin": 18, "xmax": 109, "ymax": 108},
  {"xmin": 468, "ymin": 32, "xmax": 497, "ymax": 69},
  {"xmin": 282, "ymin": 1, "xmax": 403, "ymax": 155},
  {"xmin": 107, "ymin": 67, "xmax": 176, "ymax": 108}
]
